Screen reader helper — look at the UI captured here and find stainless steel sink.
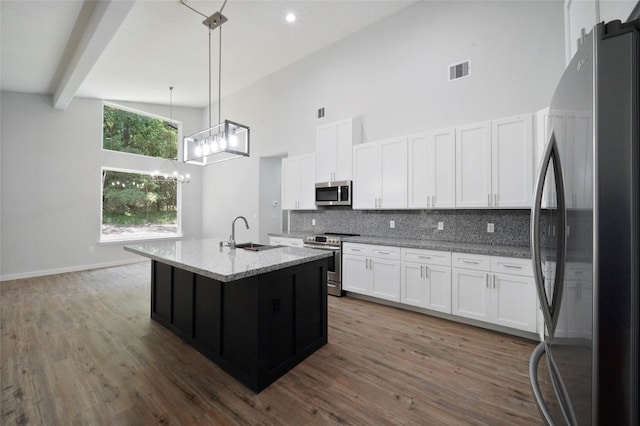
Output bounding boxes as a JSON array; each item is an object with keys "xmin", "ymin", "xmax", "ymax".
[{"xmin": 235, "ymin": 242, "xmax": 279, "ymax": 251}]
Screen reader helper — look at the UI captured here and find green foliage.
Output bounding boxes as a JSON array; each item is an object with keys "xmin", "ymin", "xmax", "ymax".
[
  {"xmin": 103, "ymin": 105, "xmax": 177, "ymax": 160},
  {"xmin": 102, "ymin": 170, "xmax": 177, "ymax": 226}
]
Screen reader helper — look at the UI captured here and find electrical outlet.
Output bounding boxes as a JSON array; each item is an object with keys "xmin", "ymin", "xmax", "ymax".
[
  {"xmin": 437, "ymin": 221, "xmax": 444, "ymax": 230},
  {"xmin": 487, "ymin": 223, "xmax": 495, "ymax": 233},
  {"xmin": 390, "ymin": 220, "xmax": 395, "ymax": 229},
  {"xmin": 312, "ymin": 218, "xmax": 316, "ymax": 226}
]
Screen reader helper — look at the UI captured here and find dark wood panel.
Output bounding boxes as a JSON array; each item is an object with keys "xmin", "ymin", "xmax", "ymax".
[
  {"xmin": 264, "ymin": 275, "xmax": 295, "ymax": 370},
  {"xmin": 172, "ymin": 268, "xmax": 193, "ymax": 336},
  {"xmin": 193, "ymin": 274, "xmax": 221, "ymax": 355},
  {"xmin": 152, "ymin": 261, "xmax": 172, "ymax": 322},
  {"xmin": 222, "ymin": 277, "xmax": 259, "ymax": 377},
  {"xmin": 294, "ymin": 266, "xmax": 325, "ymax": 351},
  {"xmin": 1, "ymin": 262, "xmax": 546, "ymax": 425}
]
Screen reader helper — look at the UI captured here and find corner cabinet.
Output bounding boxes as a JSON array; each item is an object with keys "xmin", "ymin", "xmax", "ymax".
[
  {"xmin": 456, "ymin": 114, "xmax": 533, "ymax": 208},
  {"xmin": 451, "ymin": 253, "xmax": 537, "ymax": 333},
  {"xmin": 268, "ymin": 236, "xmax": 304, "ymax": 248},
  {"xmin": 407, "ymin": 129, "xmax": 456, "ymax": 209},
  {"xmin": 282, "ymin": 153, "xmax": 317, "ymax": 210},
  {"xmin": 342, "ymin": 243, "xmax": 401, "ymax": 302},
  {"xmin": 316, "ymin": 117, "xmax": 361, "ymax": 182},
  {"xmin": 352, "ymin": 137, "xmax": 407, "ymax": 209}
]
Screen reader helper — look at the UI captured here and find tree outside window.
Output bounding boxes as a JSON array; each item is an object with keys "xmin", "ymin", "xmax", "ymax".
[{"xmin": 101, "ymin": 104, "xmax": 181, "ymax": 242}]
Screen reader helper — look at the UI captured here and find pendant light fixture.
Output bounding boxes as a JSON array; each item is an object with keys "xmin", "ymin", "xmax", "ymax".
[
  {"xmin": 181, "ymin": 0, "xmax": 250, "ymax": 166},
  {"xmin": 152, "ymin": 86, "xmax": 190, "ymax": 183}
]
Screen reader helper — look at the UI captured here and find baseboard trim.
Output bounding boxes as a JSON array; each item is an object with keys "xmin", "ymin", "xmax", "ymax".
[{"xmin": 0, "ymin": 258, "xmax": 149, "ymax": 282}]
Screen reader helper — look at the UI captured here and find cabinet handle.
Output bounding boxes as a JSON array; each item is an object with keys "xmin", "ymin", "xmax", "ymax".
[
  {"xmin": 378, "ymin": 251, "xmax": 390, "ymax": 255},
  {"xmin": 461, "ymin": 260, "xmax": 480, "ymax": 265},
  {"xmin": 418, "ymin": 255, "xmax": 432, "ymax": 260},
  {"xmin": 420, "ymin": 265, "xmax": 423, "ymax": 278},
  {"xmin": 486, "ymin": 273, "xmax": 489, "ymax": 288},
  {"xmin": 432, "ymin": 196, "xmax": 436, "ymax": 207},
  {"xmin": 488, "ymin": 194, "xmax": 491, "ymax": 207},
  {"xmin": 425, "ymin": 266, "xmax": 429, "ymax": 279},
  {"xmin": 494, "ymin": 193, "xmax": 498, "ymax": 206},
  {"xmin": 493, "ymin": 274, "xmax": 496, "ymax": 289},
  {"xmin": 502, "ymin": 264, "xmax": 523, "ymax": 269},
  {"xmin": 351, "ymin": 248, "xmax": 361, "ymax": 252}
]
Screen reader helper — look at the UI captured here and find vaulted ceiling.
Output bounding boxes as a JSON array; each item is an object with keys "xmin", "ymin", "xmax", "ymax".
[{"xmin": 1, "ymin": 0, "xmax": 416, "ymax": 109}]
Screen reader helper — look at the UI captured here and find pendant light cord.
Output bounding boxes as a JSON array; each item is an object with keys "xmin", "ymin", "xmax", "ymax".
[
  {"xmin": 208, "ymin": 29, "xmax": 212, "ymax": 130},
  {"xmin": 218, "ymin": 25, "xmax": 222, "ymax": 125}
]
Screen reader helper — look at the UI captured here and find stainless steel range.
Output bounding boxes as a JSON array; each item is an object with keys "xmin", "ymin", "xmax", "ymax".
[{"xmin": 303, "ymin": 232, "xmax": 359, "ymax": 297}]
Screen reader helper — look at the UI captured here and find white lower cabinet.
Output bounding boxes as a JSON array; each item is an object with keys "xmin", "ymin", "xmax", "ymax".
[
  {"xmin": 452, "ymin": 253, "xmax": 537, "ymax": 333},
  {"xmin": 400, "ymin": 248, "xmax": 451, "ymax": 313},
  {"xmin": 343, "ymin": 243, "xmax": 537, "ymax": 335},
  {"xmin": 342, "ymin": 243, "xmax": 400, "ymax": 302}
]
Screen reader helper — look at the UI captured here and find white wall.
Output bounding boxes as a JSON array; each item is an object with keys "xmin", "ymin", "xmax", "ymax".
[
  {"xmin": 201, "ymin": 0, "xmax": 566, "ymax": 242},
  {"xmin": 0, "ymin": 92, "xmax": 204, "ymax": 279}
]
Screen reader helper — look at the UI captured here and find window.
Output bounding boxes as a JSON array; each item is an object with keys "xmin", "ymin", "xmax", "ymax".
[
  {"xmin": 103, "ymin": 104, "xmax": 178, "ymax": 159},
  {"xmin": 101, "ymin": 103, "xmax": 183, "ymax": 243},
  {"xmin": 101, "ymin": 169, "xmax": 180, "ymax": 242}
]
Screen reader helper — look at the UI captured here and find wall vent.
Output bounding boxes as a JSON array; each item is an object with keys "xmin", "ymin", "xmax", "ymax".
[
  {"xmin": 448, "ymin": 60, "xmax": 470, "ymax": 81},
  {"xmin": 317, "ymin": 107, "xmax": 325, "ymax": 119}
]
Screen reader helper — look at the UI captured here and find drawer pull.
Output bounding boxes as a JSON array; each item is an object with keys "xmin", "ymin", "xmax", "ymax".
[
  {"xmin": 502, "ymin": 264, "xmax": 523, "ymax": 269},
  {"xmin": 461, "ymin": 260, "xmax": 480, "ymax": 265},
  {"xmin": 378, "ymin": 251, "xmax": 390, "ymax": 255},
  {"xmin": 351, "ymin": 248, "xmax": 361, "ymax": 252},
  {"xmin": 418, "ymin": 255, "xmax": 432, "ymax": 260}
]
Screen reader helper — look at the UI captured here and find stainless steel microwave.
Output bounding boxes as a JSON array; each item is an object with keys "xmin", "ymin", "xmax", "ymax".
[{"xmin": 315, "ymin": 181, "xmax": 351, "ymax": 206}]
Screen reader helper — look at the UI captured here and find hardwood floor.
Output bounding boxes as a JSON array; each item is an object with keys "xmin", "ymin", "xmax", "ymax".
[{"xmin": 1, "ymin": 262, "xmax": 543, "ymax": 425}]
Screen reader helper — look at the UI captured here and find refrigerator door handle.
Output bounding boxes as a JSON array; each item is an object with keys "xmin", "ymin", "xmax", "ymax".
[
  {"xmin": 531, "ymin": 132, "xmax": 568, "ymax": 337},
  {"xmin": 530, "ymin": 342, "xmax": 556, "ymax": 425}
]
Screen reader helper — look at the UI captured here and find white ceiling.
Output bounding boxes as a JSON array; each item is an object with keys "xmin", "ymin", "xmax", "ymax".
[{"xmin": 1, "ymin": 0, "xmax": 416, "ymax": 108}]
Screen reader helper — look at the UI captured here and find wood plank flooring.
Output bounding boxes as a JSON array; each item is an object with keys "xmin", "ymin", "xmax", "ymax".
[{"xmin": 1, "ymin": 262, "xmax": 544, "ymax": 425}]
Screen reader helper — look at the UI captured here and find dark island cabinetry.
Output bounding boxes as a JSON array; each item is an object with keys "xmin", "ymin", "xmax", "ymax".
[{"xmin": 149, "ymin": 258, "xmax": 328, "ymax": 392}]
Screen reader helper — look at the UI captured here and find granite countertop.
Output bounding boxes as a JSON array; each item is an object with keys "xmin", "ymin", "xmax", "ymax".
[
  {"xmin": 124, "ymin": 239, "xmax": 332, "ymax": 282},
  {"xmin": 342, "ymin": 236, "xmax": 532, "ymax": 259}
]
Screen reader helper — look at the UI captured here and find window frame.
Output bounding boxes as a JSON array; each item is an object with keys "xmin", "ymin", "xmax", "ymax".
[
  {"xmin": 101, "ymin": 101, "xmax": 182, "ymax": 161},
  {"xmin": 99, "ymin": 166, "xmax": 183, "ymax": 244}
]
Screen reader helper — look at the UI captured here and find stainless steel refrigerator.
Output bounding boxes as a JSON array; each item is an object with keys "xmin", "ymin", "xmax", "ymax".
[{"xmin": 529, "ymin": 19, "xmax": 639, "ymax": 425}]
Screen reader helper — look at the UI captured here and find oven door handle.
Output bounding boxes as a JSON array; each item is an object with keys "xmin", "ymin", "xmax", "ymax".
[{"xmin": 303, "ymin": 244, "xmax": 341, "ymax": 251}]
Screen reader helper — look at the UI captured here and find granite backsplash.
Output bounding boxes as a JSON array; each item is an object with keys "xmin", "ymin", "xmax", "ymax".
[{"xmin": 290, "ymin": 208, "xmax": 531, "ymax": 247}]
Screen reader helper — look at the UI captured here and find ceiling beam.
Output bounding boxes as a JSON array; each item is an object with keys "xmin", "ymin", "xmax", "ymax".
[{"xmin": 53, "ymin": 0, "xmax": 136, "ymax": 110}]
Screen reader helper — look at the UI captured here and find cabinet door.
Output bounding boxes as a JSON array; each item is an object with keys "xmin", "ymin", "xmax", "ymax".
[
  {"xmin": 491, "ymin": 114, "xmax": 533, "ymax": 207},
  {"xmin": 379, "ymin": 137, "xmax": 407, "ymax": 209},
  {"xmin": 401, "ymin": 261, "xmax": 425, "ymax": 307},
  {"xmin": 565, "ymin": 281, "xmax": 593, "ymax": 339},
  {"xmin": 425, "ymin": 264, "xmax": 451, "ymax": 314},
  {"xmin": 493, "ymin": 273, "xmax": 537, "ymax": 332},
  {"xmin": 316, "ymin": 124, "xmax": 337, "ymax": 183},
  {"xmin": 456, "ymin": 122, "xmax": 491, "ymax": 208},
  {"xmin": 536, "ymin": 108, "xmax": 562, "ymax": 209},
  {"xmin": 452, "ymin": 267, "xmax": 491, "ymax": 321},
  {"xmin": 352, "ymin": 143, "xmax": 380, "ymax": 209},
  {"xmin": 298, "ymin": 154, "xmax": 317, "ymax": 210},
  {"xmin": 370, "ymin": 258, "xmax": 400, "ymax": 302},
  {"xmin": 431, "ymin": 128, "xmax": 456, "ymax": 208},
  {"xmin": 335, "ymin": 119, "xmax": 356, "ymax": 181},
  {"xmin": 342, "ymin": 254, "xmax": 369, "ymax": 294},
  {"xmin": 565, "ymin": 112, "xmax": 593, "ymax": 208},
  {"xmin": 407, "ymin": 134, "xmax": 430, "ymax": 209},
  {"xmin": 281, "ymin": 157, "xmax": 299, "ymax": 210}
]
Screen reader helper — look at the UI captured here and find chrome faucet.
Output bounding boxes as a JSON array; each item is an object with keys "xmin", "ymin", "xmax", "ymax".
[{"xmin": 226, "ymin": 216, "xmax": 249, "ymax": 249}]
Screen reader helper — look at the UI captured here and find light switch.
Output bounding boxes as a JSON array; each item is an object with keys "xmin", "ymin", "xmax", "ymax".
[
  {"xmin": 390, "ymin": 220, "xmax": 395, "ymax": 229},
  {"xmin": 312, "ymin": 218, "xmax": 316, "ymax": 226},
  {"xmin": 487, "ymin": 223, "xmax": 495, "ymax": 233},
  {"xmin": 437, "ymin": 221, "xmax": 444, "ymax": 230}
]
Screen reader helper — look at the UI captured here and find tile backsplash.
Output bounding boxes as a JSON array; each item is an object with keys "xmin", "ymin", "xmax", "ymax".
[{"xmin": 290, "ymin": 208, "xmax": 531, "ymax": 247}]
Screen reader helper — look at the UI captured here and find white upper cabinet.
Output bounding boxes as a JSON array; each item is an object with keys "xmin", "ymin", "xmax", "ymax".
[
  {"xmin": 353, "ymin": 137, "xmax": 408, "ymax": 209},
  {"xmin": 491, "ymin": 114, "xmax": 533, "ymax": 207},
  {"xmin": 456, "ymin": 115, "xmax": 533, "ymax": 208},
  {"xmin": 456, "ymin": 121, "xmax": 492, "ymax": 208},
  {"xmin": 408, "ymin": 128, "xmax": 456, "ymax": 209},
  {"xmin": 281, "ymin": 153, "xmax": 317, "ymax": 210},
  {"xmin": 316, "ymin": 117, "xmax": 361, "ymax": 183}
]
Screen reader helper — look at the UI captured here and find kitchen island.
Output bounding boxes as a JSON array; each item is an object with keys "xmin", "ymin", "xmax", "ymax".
[{"xmin": 124, "ymin": 239, "xmax": 332, "ymax": 392}]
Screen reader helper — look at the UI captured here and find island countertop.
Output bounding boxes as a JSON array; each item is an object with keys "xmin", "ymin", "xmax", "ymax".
[{"xmin": 124, "ymin": 238, "xmax": 332, "ymax": 283}]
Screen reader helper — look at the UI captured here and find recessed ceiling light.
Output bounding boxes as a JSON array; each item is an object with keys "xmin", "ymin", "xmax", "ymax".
[{"xmin": 285, "ymin": 12, "xmax": 296, "ymax": 23}]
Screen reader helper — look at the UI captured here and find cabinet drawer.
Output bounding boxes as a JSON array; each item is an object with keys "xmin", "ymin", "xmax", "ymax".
[
  {"xmin": 452, "ymin": 252, "xmax": 491, "ymax": 271},
  {"xmin": 401, "ymin": 248, "xmax": 451, "ymax": 266},
  {"xmin": 491, "ymin": 256, "xmax": 533, "ymax": 277},
  {"xmin": 343, "ymin": 243, "xmax": 400, "ymax": 260}
]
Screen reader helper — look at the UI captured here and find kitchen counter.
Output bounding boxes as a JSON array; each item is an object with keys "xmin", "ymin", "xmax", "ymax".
[
  {"xmin": 344, "ymin": 236, "xmax": 531, "ymax": 259},
  {"xmin": 124, "ymin": 238, "xmax": 331, "ymax": 282},
  {"xmin": 124, "ymin": 238, "xmax": 331, "ymax": 392}
]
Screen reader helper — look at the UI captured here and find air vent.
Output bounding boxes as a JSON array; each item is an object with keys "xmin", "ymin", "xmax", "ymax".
[{"xmin": 448, "ymin": 60, "xmax": 470, "ymax": 81}]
